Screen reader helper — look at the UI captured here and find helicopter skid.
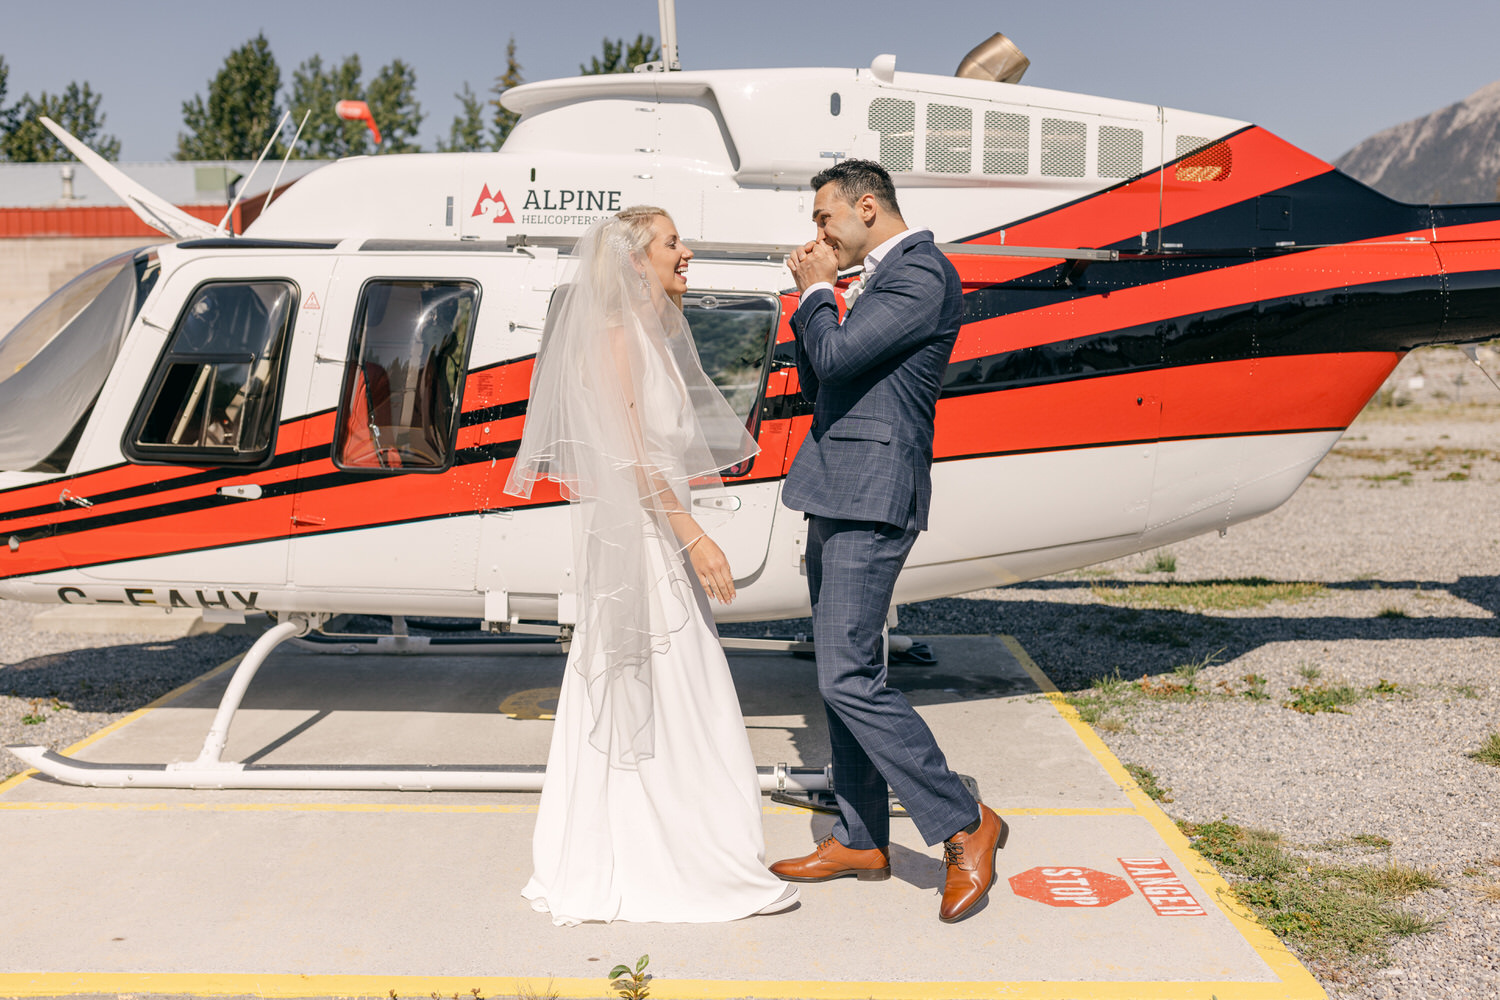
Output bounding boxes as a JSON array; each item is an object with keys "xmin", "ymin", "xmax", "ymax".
[{"xmin": 5, "ymin": 612, "xmax": 836, "ymax": 793}]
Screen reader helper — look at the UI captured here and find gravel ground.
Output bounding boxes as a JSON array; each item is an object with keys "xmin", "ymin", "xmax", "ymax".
[{"xmin": 2, "ymin": 345, "xmax": 1497, "ymax": 996}]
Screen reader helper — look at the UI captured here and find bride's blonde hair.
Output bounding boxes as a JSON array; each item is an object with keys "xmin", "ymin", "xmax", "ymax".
[{"xmin": 613, "ymin": 205, "xmax": 682, "ymax": 309}]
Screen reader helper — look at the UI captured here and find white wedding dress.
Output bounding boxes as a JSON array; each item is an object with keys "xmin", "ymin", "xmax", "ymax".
[{"xmin": 521, "ymin": 515, "xmax": 789, "ymax": 924}]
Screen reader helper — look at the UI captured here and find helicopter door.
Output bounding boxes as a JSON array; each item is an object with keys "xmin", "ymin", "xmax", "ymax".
[
  {"xmin": 286, "ymin": 264, "xmax": 484, "ymax": 603},
  {"xmin": 60, "ymin": 256, "xmax": 322, "ymax": 592}
]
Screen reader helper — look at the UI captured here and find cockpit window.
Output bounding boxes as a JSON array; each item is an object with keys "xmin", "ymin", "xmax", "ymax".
[
  {"xmin": 0, "ymin": 248, "xmax": 158, "ymax": 473},
  {"xmin": 125, "ymin": 280, "xmax": 297, "ymax": 466},
  {"xmin": 333, "ymin": 279, "xmax": 479, "ymax": 472}
]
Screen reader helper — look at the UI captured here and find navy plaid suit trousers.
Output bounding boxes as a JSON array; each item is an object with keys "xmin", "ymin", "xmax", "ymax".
[{"xmin": 805, "ymin": 515, "xmax": 977, "ymax": 848}]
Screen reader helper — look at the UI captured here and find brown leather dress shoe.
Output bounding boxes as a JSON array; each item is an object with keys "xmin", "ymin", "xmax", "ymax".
[
  {"xmin": 770, "ymin": 836, "xmax": 891, "ymax": 882},
  {"xmin": 939, "ymin": 804, "xmax": 1009, "ymax": 923}
]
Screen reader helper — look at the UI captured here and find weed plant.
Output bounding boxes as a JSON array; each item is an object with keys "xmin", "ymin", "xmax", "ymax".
[
  {"xmin": 1181, "ymin": 819, "xmax": 1442, "ymax": 963},
  {"xmin": 610, "ymin": 954, "xmax": 651, "ymax": 1000},
  {"xmin": 1469, "ymin": 732, "xmax": 1500, "ymax": 767},
  {"xmin": 1124, "ymin": 763, "xmax": 1172, "ymax": 802}
]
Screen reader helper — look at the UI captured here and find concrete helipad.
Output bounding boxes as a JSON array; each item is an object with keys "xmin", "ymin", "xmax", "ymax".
[{"xmin": 0, "ymin": 632, "xmax": 1324, "ymax": 1000}]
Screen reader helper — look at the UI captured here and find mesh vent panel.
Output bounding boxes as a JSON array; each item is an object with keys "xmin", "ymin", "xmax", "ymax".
[
  {"xmin": 925, "ymin": 103, "xmax": 973, "ymax": 173},
  {"xmin": 1098, "ymin": 126, "xmax": 1144, "ymax": 179},
  {"xmin": 1041, "ymin": 118, "xmax": 1086, "ymax": 177},
  {"xmin": 1175, "ymin": 135, "xmax": 1232, "ymax": 182},
  {"xmin": 982, "ymin": 111, "xmax": 1028, "ymax": 175},
  {"xmin": 869, "ymin": 98, "xmax": 915, "ymax": 172}
]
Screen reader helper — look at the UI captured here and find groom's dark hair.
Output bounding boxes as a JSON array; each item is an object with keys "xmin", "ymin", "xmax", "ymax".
[{"xmin": 811, "ymin": 159, "xmax": 903, "ymax": 217}]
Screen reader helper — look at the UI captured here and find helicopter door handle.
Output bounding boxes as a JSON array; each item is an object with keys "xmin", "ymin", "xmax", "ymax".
[
  {"xmin": 217, "ymin": 484, "xmax": 263, "ymax": 500},
  {"xmin": 58, "ymin": 489, "xmax": 94, "ymax": 508},
  {"xmin": 693, "ymin": 496, "xmax": 741, "ymax": 512}
]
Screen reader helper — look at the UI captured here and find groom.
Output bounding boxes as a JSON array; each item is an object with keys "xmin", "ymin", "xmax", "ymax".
[{"xmin": 773, "ymin": 159, "xmax": 1008, "ymax": 923}]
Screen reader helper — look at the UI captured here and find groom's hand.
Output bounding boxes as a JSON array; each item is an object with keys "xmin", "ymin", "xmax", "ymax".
[{"xmin": 787, "ymin": 239, "xmax": 839, "ymax": 292}]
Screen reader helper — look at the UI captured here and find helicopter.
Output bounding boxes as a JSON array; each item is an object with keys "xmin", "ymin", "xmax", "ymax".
[{"xmin": 4, "ymin": 15, "xmax": 1499, "ymax": 790}]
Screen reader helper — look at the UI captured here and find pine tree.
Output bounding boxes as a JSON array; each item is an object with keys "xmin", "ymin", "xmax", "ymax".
[
  {"xmin": 176, "ymin": 34, "xmax": 283, "ymax": 161},
  {"xmin": 580, "ymin": 34, "xmax": 660, "ymax": 75},
  {"xmin": 0, "ymin": 81, "xmax": 121, "ymax": 161},
  {"xmin": 289, "ymin": 53, "xmax": 369, "ymax": 158},
  {"xmin": 0, "ymin": 56, "xmax": 17, "ymax": 141},
  {"xmin": 437, "ymin": 83, "xmax": 487, "ymax": 153},
  {"xmin": 365, "ymin": 59, "xmax": 423, "ymax": 153},
  {"xmin": 489, "ymin": 37, "xmax": 523, "ymax": 150}
]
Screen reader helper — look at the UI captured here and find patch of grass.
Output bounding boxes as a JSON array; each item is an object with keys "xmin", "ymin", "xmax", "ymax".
[
  {"xmin": 1344, "ymin": 862, "xmax": 1444, "ymax": 898},
  {"xmin": 1353, "ymin": 833, "xmax": 1393, "ymax": 849},
  {"xmin": 1469, "ymin": 732, "xmax": 1500, "ymax": 767},
  {"xmin": 1180, "ymin": 818, "xmax": 1444, "ymax": 962},
  {"xmin": 1440, "ymin": 471, "xmax": 1470, "ymax": 481},
  {"xmin": 1453, "ymin": 684, "xmax": 1481, "ymax": 700},
  {"xmin": 1368, "ymin": 678, "xmax": 1401, "ymax": 696},
  {"xmin": 1478, "ymin": 883, "xmax": 1500, "ymax": 902},
  {"xmin": 1124, "ymin": 762, "xmax": 1173, "ymax": 802},
  {"xmin": 1138, "ymin": 550, "xmax": 1178, "ymax": 574},
  {"xmin": 1284, "ymin": 683, "xmax": 1361, "ymax": 715},
  {"xmin": 1296, "ymin": 663, "xmax": 1323, "ymax": 682},
  {"xmin": 1376, "ymin": 606, "xmax": 1409, "ymax": 619},
  {"xmin": 1241, "ymin": 673, "xmax": 1270, "ymax": 700},
  {"xmin": 1091, "ymin": 578, "xmax": 1325, "ymax": 612}
]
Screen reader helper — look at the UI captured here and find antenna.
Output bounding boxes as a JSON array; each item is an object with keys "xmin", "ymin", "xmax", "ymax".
[
  {"xmin": 216, "ymin": 110, "xmax": 291, "ymax": 234},
  {"xmin": 658, "ymin": 0, "xmax": 680, "ymax": 70},
  {"xmin": 262, "ymin": 108, "xmax": 312, "ymax": 215}
]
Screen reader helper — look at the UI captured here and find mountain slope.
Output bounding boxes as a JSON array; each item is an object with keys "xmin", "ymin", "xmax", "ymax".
[{"xmin": 1334, "ymin": 80, "xmax": 1500, "ymax": 204}]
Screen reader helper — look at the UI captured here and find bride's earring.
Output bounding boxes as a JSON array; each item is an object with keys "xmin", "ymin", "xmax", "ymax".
[{"xmin": 639, "ymin": 271, "xmax": 650, "ymax": 291}]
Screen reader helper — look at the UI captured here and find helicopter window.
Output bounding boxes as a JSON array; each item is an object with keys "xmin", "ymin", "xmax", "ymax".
[
  {"xmin": 0, "ymin": 248, "xmax": 158, "ymax": 473},
  {"xmin": 334, "ymin": 279, "xmax": 479, "ymax": 473},
  {"xmin": 126, "ymin": 279, "xmax": 296, "ymax": 466},
  {"xmin": 868, "ymin": 98, "xmax": 915, "ymax": 172},
  {"xmin": 982, "ymin": 111, "xmax": 1029, "ymax": 175},
  {"xmin": 1099, "ymin": 126, "xmax": 1145, "ymax": 179},
  {"xmin": 679, "ymin": 292, "xmax": 779, "ymax": 432},
  {"xmin": 1041, "ymin": 118, "xmax": 1087, "ymax": 178},
  {"xmin": 926, "ymin": 103, "xmax": 973, "ymax": 174}
]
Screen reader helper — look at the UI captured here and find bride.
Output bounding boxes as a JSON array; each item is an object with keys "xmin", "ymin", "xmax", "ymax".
[{"xmin": 504, "ymin": 206, "xmax": 797, "ymax": 924}]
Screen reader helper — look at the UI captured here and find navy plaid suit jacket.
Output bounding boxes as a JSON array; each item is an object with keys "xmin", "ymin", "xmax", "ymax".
[{"xmin": 782, "ymin": 231, "xmax": 963, "ymax": 531}]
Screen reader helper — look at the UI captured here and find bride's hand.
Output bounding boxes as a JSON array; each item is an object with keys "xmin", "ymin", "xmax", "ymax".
[{"xmin": 689, "ymin": 534, "xmax": 736, "ymax": 603}]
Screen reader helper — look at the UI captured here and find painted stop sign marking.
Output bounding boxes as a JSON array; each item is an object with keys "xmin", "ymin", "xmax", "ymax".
[{"xmin": 1009, "ymin": 866, "xmax": 1133, "ymax": 908}]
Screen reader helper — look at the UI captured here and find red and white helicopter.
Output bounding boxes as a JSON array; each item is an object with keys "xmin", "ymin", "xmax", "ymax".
[{"xmin": 5, "ymin": 12, "xmax": 1499, "ymax": 789}]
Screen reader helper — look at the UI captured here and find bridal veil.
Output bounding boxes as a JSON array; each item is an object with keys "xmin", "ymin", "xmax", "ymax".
[{"xmin": 503, "ymin": 214, "xmax": 758, "ymax": 768}]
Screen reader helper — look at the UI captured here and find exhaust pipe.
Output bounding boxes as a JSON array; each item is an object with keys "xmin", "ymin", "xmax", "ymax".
[{"xmin": 955, "ymin": 32, "xmax": 1030, "ymax": 84}]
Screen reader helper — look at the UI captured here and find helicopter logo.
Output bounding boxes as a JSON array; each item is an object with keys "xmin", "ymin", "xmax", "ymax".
[{"xmin": 470, "ymin": 183, "xmax": 515, "ymax": 223}]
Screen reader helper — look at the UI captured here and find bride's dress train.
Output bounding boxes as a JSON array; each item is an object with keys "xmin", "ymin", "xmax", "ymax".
[{"xmin": 521, "ymin": 523, "xmax": 789, "ymax": 925}]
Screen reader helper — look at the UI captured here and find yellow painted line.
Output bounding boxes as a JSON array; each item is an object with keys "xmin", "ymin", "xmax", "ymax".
[
  {"xmin": 0, "ymin": 799, "xmax": 1137, "ymax": 817},
  {"xmin": 0, "ymin": 652, "xmax": 243, "ymax": 798},
  {"xmin": 1000, "ymin": 634, "xmax": 1327, "ymax": 1000},
  {"xmin": 0, "ymin": 972, "xmax": 1312, "ymax": 1000}
]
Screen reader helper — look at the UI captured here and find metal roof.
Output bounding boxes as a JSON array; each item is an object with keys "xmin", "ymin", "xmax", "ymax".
[{"xmin": 0, "ymin": 159, "xmax": 331, "ymax": 208}]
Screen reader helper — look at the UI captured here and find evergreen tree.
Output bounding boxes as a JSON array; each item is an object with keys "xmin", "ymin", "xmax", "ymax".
[
  {"xmin": 437, "ymin": 82, "xmax": 487, "ymax": 153},
  {"xmin": 366, "ymin": 59, "xmax": 423, "ymax": 153},
  {"xmin": 580, "ymin": 34, "xmax": 659, "ymax": 75},
  {"xmin": 177, "ymin": 34, "xmax": 283, "ymax": 161},
  {"xmin": 489, "ymin": 36, "xmax": 523, "ymax": 149},
  {"xmin": 0, "ymin": 81, "xmax": 121, "ymax": 161},
  {"xmin": 289, "ymin": 53, "xmax": 369, "ymax": 158},
  {"xmin": 0, "ymin": 56, "xmax": 17, "ymax": 141}
]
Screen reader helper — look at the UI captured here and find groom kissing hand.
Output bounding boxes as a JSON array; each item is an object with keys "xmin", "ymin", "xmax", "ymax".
[{"xmin": 772, "ymin": 159, "xmax": 1009, "ymax": 923}]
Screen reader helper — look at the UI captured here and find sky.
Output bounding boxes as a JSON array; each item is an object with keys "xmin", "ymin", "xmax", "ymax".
[{"xmin": 2, "ymin": 0, "xmax": 1499, "ymax": 163}]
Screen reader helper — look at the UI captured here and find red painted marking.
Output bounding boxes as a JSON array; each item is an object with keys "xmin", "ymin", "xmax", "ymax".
[
  {"xmin": 303, "ymin": 292, "xmax": 320, "ymax": 310},
  {"xmin": 1118, "ymin": 857, "xmax": 1206, "ymax": 916},
  {"xmin": 1009, "ymin": 866, "xmax": 1132, "ymax": 908},
  {"xmin": 470, "ymin": 184, "xmax": 515, "ymax": 224}
]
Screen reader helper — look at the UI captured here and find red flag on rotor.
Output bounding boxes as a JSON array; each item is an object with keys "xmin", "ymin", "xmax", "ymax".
[{"xmin": 335, "ymin": 100, "xmax": 382, "ymax": 145}]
